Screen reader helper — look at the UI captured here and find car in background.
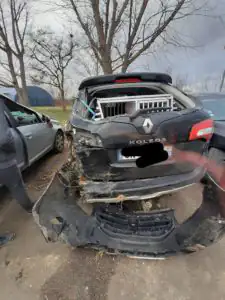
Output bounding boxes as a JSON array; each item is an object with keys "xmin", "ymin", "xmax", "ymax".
[
  {"xmin": 191, "ymin": 93, "xmax": 225, "ymax": 148},
  {"xmin": 190, "ymin": 92, "xmax": 225, "ymax": 181},
  {"xmin": 0, "ymin": 94, "xmax": 65, "ymax": 172}
]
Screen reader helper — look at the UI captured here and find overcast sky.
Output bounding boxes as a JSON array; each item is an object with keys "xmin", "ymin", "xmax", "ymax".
[
  {"xmin": 131, "ymin": 0, "xmax": 225, "ymax": 88},
  {"xmin": 33, "ymin": 0, "xmax": 225, "ymax": 91}
]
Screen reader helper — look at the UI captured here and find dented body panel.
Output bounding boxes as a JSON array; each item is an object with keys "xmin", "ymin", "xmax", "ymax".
[
  {"xmin": 80, "ymin": 166, "xmax": 204, "ymax": 203},
  {"xmin": 33, "ymin": 174, "xmax": 225, "ymax": 258},
  {"xmin": 70, "ymin": 107, "xmax": 209, "ymax": 202}
]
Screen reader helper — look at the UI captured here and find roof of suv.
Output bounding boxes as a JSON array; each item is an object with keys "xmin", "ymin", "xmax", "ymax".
[{"xmin": 78, "ymin": 72, "xmax": 172, "ymax": 90}]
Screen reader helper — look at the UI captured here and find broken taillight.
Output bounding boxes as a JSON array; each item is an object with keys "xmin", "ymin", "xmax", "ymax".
[{"xmin": 189, "ymin": 119, "xmax": 214, "ymax": 141}]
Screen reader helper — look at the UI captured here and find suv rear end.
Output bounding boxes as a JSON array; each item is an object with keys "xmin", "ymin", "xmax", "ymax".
[
  {"xmin": 34, "ymin": 73, "xmax": 225, "ymax": 259},
  {"xmin": 70, "ymin": 73, "xmax": 210, "ymax": 203}
]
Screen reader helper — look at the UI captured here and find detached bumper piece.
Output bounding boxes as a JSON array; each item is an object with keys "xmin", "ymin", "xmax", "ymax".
[{"xmin": 33, "ymin": 174, "xmax": 225, "ymax": 258}]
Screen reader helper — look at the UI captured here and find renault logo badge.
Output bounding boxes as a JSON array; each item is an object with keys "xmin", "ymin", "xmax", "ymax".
[{"xmin": 143, "ymin": 118, "xmax": 153, "ymax": 134}]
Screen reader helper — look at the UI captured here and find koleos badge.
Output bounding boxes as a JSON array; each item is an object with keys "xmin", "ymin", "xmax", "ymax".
[{"xmin": 143, "ymin": 118, "xmax": 153, "ymax": 134}]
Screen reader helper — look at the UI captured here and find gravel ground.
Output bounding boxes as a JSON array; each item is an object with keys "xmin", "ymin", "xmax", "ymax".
[{"xmin": 1, "ymin": 150, "xmax": 225, "ymax": 300}]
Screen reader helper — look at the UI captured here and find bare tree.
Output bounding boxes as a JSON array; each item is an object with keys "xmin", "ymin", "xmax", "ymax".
[
  {"xmin": 29, "ymin": 29, "xmax": 78, "ymax": 111},
  {"xmin": 0, "ymin": 66, "xmax": 14, "ymax": 86},
  {"xmin": 74, "ymin": 48, "xmax": 101, "ymax": 77},
  {"xmin": 56, "ymin": 0, "xmax": 211, "ymax": 74},
  {"xmin": 0, "ymin": 0, "xmax": 30, "ymax": 105}
]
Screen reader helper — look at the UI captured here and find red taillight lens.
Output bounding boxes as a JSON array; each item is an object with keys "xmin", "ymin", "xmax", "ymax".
[
  {"xmin": 115, "ymin": 78, "xmax": 141, "ymax": 83},
  {"xmin": 189, "ymin": 119, "xmax": 214, "ymax": 141}
]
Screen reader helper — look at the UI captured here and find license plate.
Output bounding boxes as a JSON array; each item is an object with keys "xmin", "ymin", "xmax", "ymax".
[{"xmin": 117, "ymin": 146, "xmax": 172, "ymax": 161}]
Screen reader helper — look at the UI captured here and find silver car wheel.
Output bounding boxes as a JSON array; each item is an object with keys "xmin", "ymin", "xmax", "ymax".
[{"xmin": 54, "ymin": 131, "xmax": 64, "ymax": 153}]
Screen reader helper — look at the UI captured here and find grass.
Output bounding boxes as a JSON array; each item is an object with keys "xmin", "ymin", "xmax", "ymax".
[{"xmin": 34, "ymin": 106, "xmax": 72, "ymax": 124}]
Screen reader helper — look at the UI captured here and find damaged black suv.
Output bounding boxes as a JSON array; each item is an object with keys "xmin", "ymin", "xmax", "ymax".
[
  {"xmin": 33, "ymin": 73, "xmax": 225, "ymax": 258},
  {"xmin": 70, "ymin": 72, "xmax": 211, "ymax": 201}
]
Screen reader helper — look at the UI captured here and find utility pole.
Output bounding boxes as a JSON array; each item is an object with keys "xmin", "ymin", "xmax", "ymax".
[{"xmin": 219, "ymin": 45, "xmax": 225, "ymax": 92}]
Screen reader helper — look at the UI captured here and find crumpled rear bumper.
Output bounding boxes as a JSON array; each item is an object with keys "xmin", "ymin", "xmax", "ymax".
[
  {"xmin": 33, "ymin": 173, "xmax": 225, "ymax": 258},
  {"xmin": 82, "ymin": 166, "xmax": 205, "ymax": 203}
]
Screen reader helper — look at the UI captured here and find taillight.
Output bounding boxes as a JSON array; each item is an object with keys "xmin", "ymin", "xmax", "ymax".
[
  {"xmin": 115, "ymin": 78, "xmax": 141, "ymax": 83},
  {"xmin": 189, "ymin": 119, "xmax": 214, "ymax": 141}
]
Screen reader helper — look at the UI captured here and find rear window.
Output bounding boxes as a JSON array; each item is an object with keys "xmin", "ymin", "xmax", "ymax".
[
  {"xmin": 90, "ymin": 86, "xmax": 167, "ymax": 119},
  {"xmin": 76, "ymin": 85, "xmax": 184, "ymax": 120}
]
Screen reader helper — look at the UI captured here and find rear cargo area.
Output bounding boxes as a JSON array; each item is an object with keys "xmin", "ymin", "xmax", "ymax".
[{"xmin": 87, "ymin": 85, "xmax": 184, "ymax": 121}]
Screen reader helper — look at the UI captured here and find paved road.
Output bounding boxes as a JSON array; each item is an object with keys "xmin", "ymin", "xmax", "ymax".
[{"xmin": 0, "ymin": 152, "xmax": 225, "ymax": 300}]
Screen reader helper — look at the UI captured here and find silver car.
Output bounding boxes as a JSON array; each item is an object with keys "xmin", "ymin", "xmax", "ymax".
[{"xmin": 1, "ymin": 94, "xmax": 64, "ymax": 171}]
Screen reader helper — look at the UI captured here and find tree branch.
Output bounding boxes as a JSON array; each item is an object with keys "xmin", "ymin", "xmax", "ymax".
[
  {"xmin": 107, "ymin": 0, "xmax": 129, "ymax": 49},
  {"xmin": 90, "ymin": 0, "xmax": 106, "ymax": 53},
  {"xmin": 104, "ymin": 0, "xmax": 110, "ymax": 39},
  {"xmin": 0, "ymin": 3, "xmax": 8, "ymax": 41},
  {"xmin": 122, "ymin": 0, "xmax": 148, "ymax": 71},
  {"xmin": 128, "ymin": 0, "xmax": 186, "ymax": 66},
  {"xmin": 10, "ymin": 0, "xmax": 22, "ymax": 54},
  {"xmin": 58, "ymin": 0, "xmax": 212, "ymax": 74},
  {"xmin": 29, "ymin": 29, "xmax": 78, "ymax": 101},
  {"xmin": 69, "ymin": 0, "xmax": 99, "ymax": 54}
]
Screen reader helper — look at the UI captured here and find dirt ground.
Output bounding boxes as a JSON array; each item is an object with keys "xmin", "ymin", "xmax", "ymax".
[{"xmin": 1, "ymin": 151, "xmax": 225, "ymax": 300}]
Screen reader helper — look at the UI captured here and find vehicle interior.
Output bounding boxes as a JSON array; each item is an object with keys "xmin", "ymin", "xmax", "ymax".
[
  {"xmin": 2, "ymin": 96, "xmax": 42, "ymax": 126},
  {"xmin": 76, "ymin": 83, "xmax": 186, "ymax": 120}
]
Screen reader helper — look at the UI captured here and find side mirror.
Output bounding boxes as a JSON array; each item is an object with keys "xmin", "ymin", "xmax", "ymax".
[
  {"xmin": 42, "ymin": 114, "xmax": 46, "ymax": 122},
  {"xmin": 42, "ymin": 114, "xmax": 53, "ymax": 128}
]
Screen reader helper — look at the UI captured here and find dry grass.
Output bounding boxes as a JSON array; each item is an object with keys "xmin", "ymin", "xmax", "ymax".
[{"xmin": 34, "ymin": 106, "xmax": 72, "ymax": 124}]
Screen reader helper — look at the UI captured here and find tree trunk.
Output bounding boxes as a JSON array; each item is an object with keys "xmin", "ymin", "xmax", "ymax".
[
  {"xmin": 7, "ymin": 50, "xmax": 29, "ymax": 106},
  {"xmin": 7, "ymin": 51, "xmax": 26, "ymax": 104},
  {"xmin": 102, "ymin": 63, "xmax": 113, "ymax": 74},
  {"xmin": 19, "ymin": 56, "xmax": 29, "ymax": 106},
  {"xmin": 7, "ymin": 50, "xmax": 21, "ymax": 96},
  {"xmin": 60, "ymin": 89, "xmax": 66, "ymax": 112},
  {"xmin": 121, "ymin": 62, "xmax": 129, "ymax": 73},
  {"xmin": 101, "ymin": 54, "xmax": 113, "ymax": 74}
]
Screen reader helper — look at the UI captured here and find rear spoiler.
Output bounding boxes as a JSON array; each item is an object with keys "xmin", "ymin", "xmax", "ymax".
[{"xmin": 79, "ymin": 73, "xmax": 172, "ymax": 90}]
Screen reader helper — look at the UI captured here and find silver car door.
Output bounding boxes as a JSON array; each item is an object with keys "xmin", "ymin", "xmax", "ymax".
[
  {"xmin": 10, "ymin": 128, "xmax": 26, "ymax": 169},
  {"xmin": 16, "ymin": 116, "xmax": 54, "ymax": 164},
  {"xmin": 39, "ymin": 114, "xmax": 56, "ymax": 148},
  {"xmin": 3, "ymin": 104, "xmax": 27, "ymax": 170},
  {"xmin": 3, "ymin": 99, "xmax": 54, "ymax": 165}
]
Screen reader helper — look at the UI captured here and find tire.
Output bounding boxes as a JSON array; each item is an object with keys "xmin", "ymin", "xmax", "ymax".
[{"xmin": 53, "ymin": 130, "xmax": 65, "ymax": 153}]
